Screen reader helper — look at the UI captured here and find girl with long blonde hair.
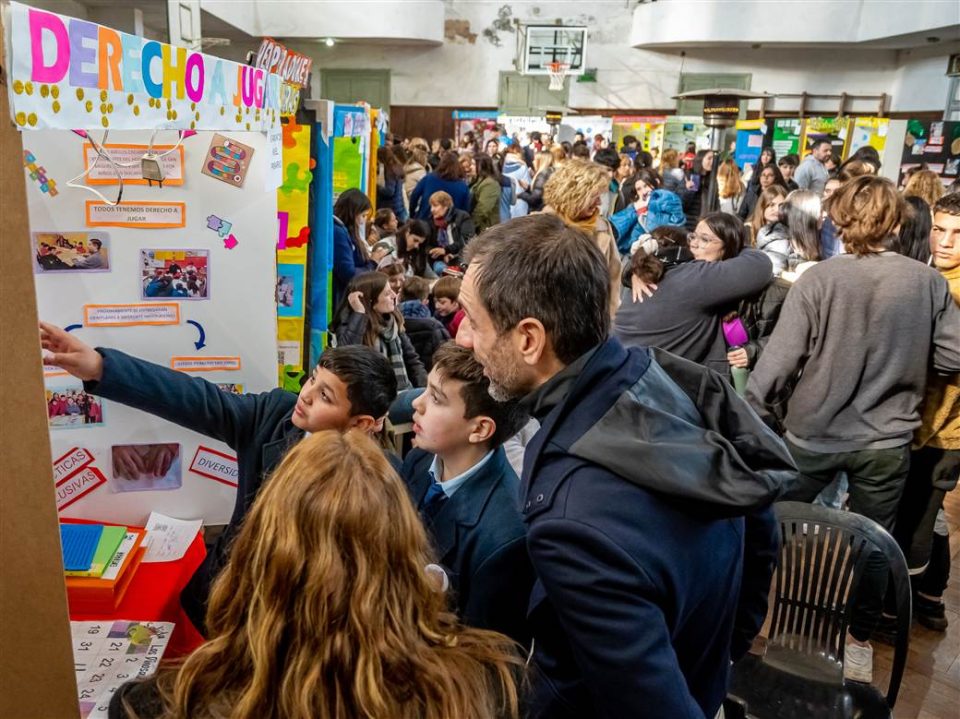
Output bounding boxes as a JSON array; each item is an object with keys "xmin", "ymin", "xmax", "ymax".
[{"xmin": 111, "ymin": 431, "xmax": 524, "ymax": 719}]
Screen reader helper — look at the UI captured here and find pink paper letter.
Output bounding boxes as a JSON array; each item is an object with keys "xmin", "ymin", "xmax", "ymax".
[{"xmin": 28, "ymin": 8, "xmax": 69, "ymax": 84}]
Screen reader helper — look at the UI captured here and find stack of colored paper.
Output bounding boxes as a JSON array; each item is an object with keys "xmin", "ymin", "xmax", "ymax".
[{"xmin": 60, "ymin": 522, "xmax": 147, "ymax": 613}]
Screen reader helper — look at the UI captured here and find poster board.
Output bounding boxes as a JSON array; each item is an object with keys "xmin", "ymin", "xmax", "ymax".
[
  {"xmin": 453, "ymin": 110, "xmax": 499, "ymax": 146},
  {"xmin": 26, "ymin": 129, "xmax": 279, "ymax": 526},
  {"xmin": 800, "ymin": 117, "xmax": 851, "ymax": 159},
  {"xmin": 898, "ymin": 119, "xmax": 960, "ymax": 188},
  {"xmin": 331, "ymin": 104, "xmax": 369, "ymax": 202},
  {"xmin": 276, "ymin": 115, "xmax": 313, "ymax": 386},
  {"xmin": 734, "ymin": 119, "xmax": 768, "ymax": 171},
  {"xmin": 0, "ymin": 23, "xmax": 80, "ymax": 716},
  {"xmin": 772, "ymin": 118, "xmax": 802, "ymax": 158},
  {"xmin": 308, "ymin": 100, "xmax": 335, "ymax": 368},
  {"xmin": 556, "ymin": 115, "xmax": 613, "ymax": 144},
  {"xmin": 848, "ymin": 117, "xmax": 890, "ymax": 156},
  {"xmin": 611, "ymin": 116, "xmax": 667, "ymax": 153},
  {"xmin": 661, "ymin": 115, "xmax": 710, "ymax": 152}
]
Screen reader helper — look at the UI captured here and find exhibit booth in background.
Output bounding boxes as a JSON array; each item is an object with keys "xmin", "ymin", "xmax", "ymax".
[
  {"xmin": 2, "ymin": 1, "xmax": 291, "ymax": 714},
  {"xmin": 556, "ymin": 115, "xmax": 613, "ymax": 144},
  {"xmin": 897, "ymin": 119, "xmax": 960, "ymax": 189},
  {"xmin": 612, "ymin": 116, "xmax": 666, "ymax": 153},
  {"xmin": 661, "ymin": 115, "xmax": 711, "ymax": 152},
  {"xmin": 453, "ymin": 109, "xmax": 499, "ymax": 146}
]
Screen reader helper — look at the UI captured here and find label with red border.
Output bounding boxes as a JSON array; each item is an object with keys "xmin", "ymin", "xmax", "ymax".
[
  {"xmin": 189, "ymin": 446, "xmax": 239, "ymax": 487},
  {"xmin": 53, "ymin": 446, "xmax": 96, "ymax": 484},
  {"xmin": 56, "ymin": 466, "xmax": 107, "ymax": 512}
]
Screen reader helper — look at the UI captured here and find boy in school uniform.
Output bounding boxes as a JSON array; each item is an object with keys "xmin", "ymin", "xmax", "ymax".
[
  {"xmin": 39, "ymin": 322, "xmax": 399, "ymax": 634},
  {"xmin": 403, "ymin": 342, "xmax": 533, "ymax": 645},
  {"xmin": 432, "ymin": 276, "xmax": 466, "ymax": 338}
]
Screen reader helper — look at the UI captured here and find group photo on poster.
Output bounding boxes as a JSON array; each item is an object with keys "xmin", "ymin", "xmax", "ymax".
[
  {"xmin": 140, "ymin": 249, "xmax": 210, "ymax": 300},
  {"xmin": 34, "ymin": 231, "xmax": 110, "ymax": 272}
]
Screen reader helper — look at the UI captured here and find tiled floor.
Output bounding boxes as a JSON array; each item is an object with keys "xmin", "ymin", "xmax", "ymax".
[{"xmin": 874, "ymin": 489, "xmax": 960, "ymax": 719}]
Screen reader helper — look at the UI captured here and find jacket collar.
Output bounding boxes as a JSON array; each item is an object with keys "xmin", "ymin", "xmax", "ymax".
[
  {"xmin": 426, "ymin": 448, "xmax": 511, "ymax": 560},
  {"xmin": 520, "ymin": 338, "xmax": 647, "ymax": 504},
  {"xmin": 261, "ymin": 411, "xmax": 305, "ymax": 474}
]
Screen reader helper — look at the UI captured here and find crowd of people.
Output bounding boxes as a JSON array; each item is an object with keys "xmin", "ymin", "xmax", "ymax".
[{"xmin": 39, "ymin": 123, "xmax": 960, "ymax": 718}]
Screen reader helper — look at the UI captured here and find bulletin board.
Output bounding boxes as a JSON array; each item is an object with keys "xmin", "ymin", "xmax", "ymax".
[
  {"xmin": 661, "ymin": 115, "xmax": 710, "ymax": 152},
  {"xmin": 898, "ymin": 120, "xmax": 960, "ymax": 187},
  {"xmin": 771, "ymin": 118, "xmax": 802, "ymax": 158},
  {"xmin": 453, "ymin": 109, "xmax": 499, "ymax": 146},
  {"xmin": 800, "ymin": 117, "xmax": 851, "ymax": 159},
  {"xmin": 308, "ymin": 99, "xmax": 335, "ymax": 368},
  {"xmin": 734, "ymin": 119, "xmax": 769, "ymax": 171},
  {"xmin": 276, "ymin": 114, "xmax": 313, "ymax": 387},
  {"xmin": 332, "ymin": 104, "xmax": 370, "ymax": 202},
  {"xmin": 556, "ymin": 115, "xmax": 613, "ymax": 144},
  {"xmin": 611, "ymin": 116, "xmax": 667, "ymax": 153},
  {"xmin": 848, "ymin": 117, "xmax": 890, "ymax": 156},
  {"xmin": 8, "ymin": 2, "xmax": 285, "ymax": 527}
]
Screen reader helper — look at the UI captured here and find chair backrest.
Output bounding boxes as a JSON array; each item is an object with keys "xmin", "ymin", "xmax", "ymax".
[{"xmin": 769, "ymin": 501, "xmax": 911, "ymax": 708}]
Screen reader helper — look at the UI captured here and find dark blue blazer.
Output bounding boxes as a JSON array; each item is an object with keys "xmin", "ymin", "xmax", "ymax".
[
  {"xmin": 401, "ymin": 447, "xmax": 533, "ymax": 646},
  {"xmin": 85, "ymin": 349, "xmax": 401, "ymax": 635},
  {"xmin": 521, "ymin": 339, "xmax": 783, "ymax": 719}
]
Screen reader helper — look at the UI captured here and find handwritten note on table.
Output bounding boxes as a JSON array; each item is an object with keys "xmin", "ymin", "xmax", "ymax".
[{"xmin": 142, "ymin": 512, "xmax": 202, "ymax": 563}]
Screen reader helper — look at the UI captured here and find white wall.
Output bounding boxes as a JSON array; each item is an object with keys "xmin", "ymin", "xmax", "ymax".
[{"xmin": 205, "ymin": 0, "xmax": 956, "ymax": 113}]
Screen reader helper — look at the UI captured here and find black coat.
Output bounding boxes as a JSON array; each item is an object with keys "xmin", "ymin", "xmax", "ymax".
[
  {"xmin": 401, "ymin": 447, "xmax": 533, "ymax": 646},
  {"xmin": 403, "ymin": 316, "xmax": 450, "ymax": 371},
  {"xmin": 518, "ymin": 167, "xmax": 554, "ymax": 213},
  {"xmin": 428, "ymin": 207, "xmax": 476, "ymax": 261}
]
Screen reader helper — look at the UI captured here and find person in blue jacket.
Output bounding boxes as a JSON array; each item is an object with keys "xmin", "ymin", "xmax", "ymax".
[
  {"xmin": 333, "ymin": 189, "xmax": 388, "ymax": 309},
  {"xmin": 401, "ymin": 342, "xmax": 533, "ymax": 646},
  {"xmin": 408, "ymin": 151, "xmax": 471, "ymax": 220},
  {"xmin": 39, "ymin": 322, "xmax": 400, "ymax": 636},
  {"xmin": 454, "ymin": 214, "xmax": 796, "ymax": 719},
  {"xmin": 609, "ymin": 185, "xmax": 686, "ymax": 255}
]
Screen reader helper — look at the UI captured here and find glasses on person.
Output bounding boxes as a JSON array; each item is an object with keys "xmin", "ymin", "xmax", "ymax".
[{"xmin": 687, "ymin": 233, "xmax": 722, "ymax": 248}]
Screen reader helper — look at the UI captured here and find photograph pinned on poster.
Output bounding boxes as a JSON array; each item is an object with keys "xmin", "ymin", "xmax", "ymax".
[
  {"xmin": 216, "ymin": 383, "xmax": 245, "ymax": 394},
  {"xmin": 34, "ymin": 231, "xmax": 110, "ymax": 273},
  {"xmin": 47, "ymin": 384, "xmax": 105, "ymax": 429},
  {"xmin": 201, "ymin": 133, "xmax": 255, "ymax": 188},
  {"xmin": 110, "ymin": 443, "xmax": 182, "ymax": 492},
  {"xmin": 276, "ymin": 263, "xmax": 305, "ymax": 317},
  {"xmin": 945, "ymin": 158, "xmax": 959, "ymax": 177},
  {"xmin": 141, "ymin": 249, "xmax": 209, "ymax": 300}
]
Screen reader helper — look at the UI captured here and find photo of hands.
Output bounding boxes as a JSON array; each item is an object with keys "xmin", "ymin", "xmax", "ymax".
[{"xmin": 110, "ymin": 443, "xmax": 182, "ymax": 492}]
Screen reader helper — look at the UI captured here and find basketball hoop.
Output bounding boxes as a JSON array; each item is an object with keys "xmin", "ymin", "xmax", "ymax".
[{"xmin": 547, "ymin": 61, "xmax": 570, "ymax": 91}]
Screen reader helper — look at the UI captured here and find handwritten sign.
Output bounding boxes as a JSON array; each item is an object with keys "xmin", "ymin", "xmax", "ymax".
[
  {"xmin": 86, "ymin": 201, "xmax": 185, "ymax": 228},
  {"xmin": 189, "ymin": 446, "xmax": 239, "ymax": 487},
  {"xmin": 83, "ymin": 144, "xmax": 185, "ymax": 185},
  {"xmin": 84, "ymin": 303, "xmax": 180, "ymax": 327},
  {"xmin": 170, "ymin": 356, "xmax": 241, "ymax": 372}
]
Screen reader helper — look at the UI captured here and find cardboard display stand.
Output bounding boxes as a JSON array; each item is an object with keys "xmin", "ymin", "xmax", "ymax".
[{"xmin": 0, "ymin": 30, "xmax": 80, "ymax": 717}]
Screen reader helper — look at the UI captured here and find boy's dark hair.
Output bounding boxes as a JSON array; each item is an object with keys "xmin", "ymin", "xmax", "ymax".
[
  {"xmin": 571, "ymin": 142, "xmax": 591, "ymax": 159},
  {"xmin": 432, "ymin": 276, "xmax": 461, "ymax": 302},
  {"xmin": 777, "ymin": 155, "xmax": 799, "ymax": 169},
  {"xmin": 465, "ymin": 214, "xmax": 609, "ymax": 365},
  {"xmin": 401, "ymin": 275, "xmax": 430, "ymax": 302},
  {"xmin": 317, "ymin": 345, "xmax": 397, "ymax": 418},
  {"xmin": 593, "ymin": 147, "xmax": 620, "ymax": 172},
  {"xmin": 439, "ymin": 138, "xmax": 454, "ymax": 151},
  {"xmin": 933, "ymin": 191, "xmax": 960, "ymax": 217},
  {"xmin": 431, "ymin": 342, "xmax": 529, "ymax": 448}
]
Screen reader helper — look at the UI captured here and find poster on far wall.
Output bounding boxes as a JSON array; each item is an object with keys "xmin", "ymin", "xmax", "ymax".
[
  {"xmin": 734, "ymin": 119, "xmax": 768, "ymax": 171},
  {"xmin": 898, "ymin": 120, "xmax": 960, "ymax": 188},
  {"xmin": 661, "ymin": 116, "xmax": 710, "ymax": 152},
  {"xmin": 848, "ymin": 117, "xmax": 889, "ymax": 156},
  {"xmin": 800, "ymin": 117, "xmax": 851, "ymax": 159},
  {"xmin": 772, "ymin": 119, "xmax": 802, "ymax": 158}
]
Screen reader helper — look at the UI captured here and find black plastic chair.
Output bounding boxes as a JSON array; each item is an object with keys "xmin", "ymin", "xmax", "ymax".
[{"xmin": 725, "ymin": 501, "xmax": 911, "ymax": 719}]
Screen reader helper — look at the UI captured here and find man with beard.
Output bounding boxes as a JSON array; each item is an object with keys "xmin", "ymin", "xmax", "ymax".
[{"xmin": 454, "ymin": 213, "xmax": 795, "ymax": 719}]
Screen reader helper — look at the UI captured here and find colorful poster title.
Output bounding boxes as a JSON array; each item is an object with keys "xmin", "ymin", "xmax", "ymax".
[
  {"xmin": 253, "ymin": 38, "xmax": 313, "ymax": 89},
  {"xmin": 7, "ymin": 2, "xmax": 283, "ymax": 133}
]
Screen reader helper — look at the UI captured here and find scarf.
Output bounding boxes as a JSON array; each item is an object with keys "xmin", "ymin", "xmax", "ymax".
[
  {"xmin": 434, "ymin": 214, "xmax": 451, "ymax": 249},
  {"xmin": 377, "ymin": 315, "xmax": 411, "ymax": 391}
]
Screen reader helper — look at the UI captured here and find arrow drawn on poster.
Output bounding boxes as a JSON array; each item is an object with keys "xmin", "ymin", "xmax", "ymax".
[
  {"xmin": 186, "ymin": 320, "xmax": 206, "ymax": 350},
  {"xmin": 65, "ymin": 323, "xmax": 83, "ymax": 332}
]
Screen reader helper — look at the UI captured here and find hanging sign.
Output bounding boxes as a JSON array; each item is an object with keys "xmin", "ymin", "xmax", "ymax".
[{"xmin": 6, "ymin": 1, "xmax": 283, "ymax": 132}]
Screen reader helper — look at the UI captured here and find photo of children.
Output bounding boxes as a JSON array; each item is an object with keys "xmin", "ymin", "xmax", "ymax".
[
  {"xmin": 110, "ymin": 443, "xmax": 182, "ymax": 492},
  {"xmin": 33, "ymin": 232, "xmax": 110, "ymax": 273},
  {"xmin": 141, "ymin": 249, "xmax": 209, "ymax": 300},
  {"xmin": 46, "ymin": 384, "xmax": 104, "ymax": 429},
  {"xmin": 276, "ymin": 263, "xmax": 305, "ymax": 317}
]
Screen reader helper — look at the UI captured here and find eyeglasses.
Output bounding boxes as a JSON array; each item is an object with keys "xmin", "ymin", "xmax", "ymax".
[{"xmin": 687, "ymin": 232, "xmax": 722, "ymax": 248}]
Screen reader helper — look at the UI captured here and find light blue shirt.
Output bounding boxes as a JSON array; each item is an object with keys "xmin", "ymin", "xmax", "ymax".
[{"xmin": 428, "ymin": 450, "xmax": 495, "ymax": 499}]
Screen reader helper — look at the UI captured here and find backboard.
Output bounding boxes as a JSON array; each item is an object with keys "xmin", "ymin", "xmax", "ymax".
[{"xmin": 519, "ymin": 25, "xmax": 587, "ymax": 76}]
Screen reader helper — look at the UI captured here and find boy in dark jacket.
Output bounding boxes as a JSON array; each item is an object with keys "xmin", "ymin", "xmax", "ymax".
[
  {"xmin": 454, "ymin": 215, "xmax": 794, "ymax": 719},
  {"xmin": 39, "ymin": 322, "xmax": 399, "ymax": 635},
  {"xmin": 403, "ymin": 343, "xmax": 533, "ymax": 645}
]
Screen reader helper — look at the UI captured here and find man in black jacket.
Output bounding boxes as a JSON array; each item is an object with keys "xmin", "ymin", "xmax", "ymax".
[
  {"xmin": 454, "ymin": 215, "xmax": 795, "ymax": 718},
  {"xmin": 39, "ymin": 323, "xmax": 399, "ymax": 634}
]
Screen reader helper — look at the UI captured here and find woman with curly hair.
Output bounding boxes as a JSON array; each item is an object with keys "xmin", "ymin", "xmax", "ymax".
[
  {"xmin": 542, "ymin": 158, "xmax": 624, "ymax": 318},
  {"xmin": 109, "ymin": 431, "xmax": 524, "ymax": 719}
]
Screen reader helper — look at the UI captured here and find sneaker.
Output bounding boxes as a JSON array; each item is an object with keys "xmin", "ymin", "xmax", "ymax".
[
  {"xmin": 915, "ymin": 595, "xmax": 949, "ymax": 632},
  {"xmin": 844, "ymin": 640, "xmax": 873, "ymax": 683}
]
